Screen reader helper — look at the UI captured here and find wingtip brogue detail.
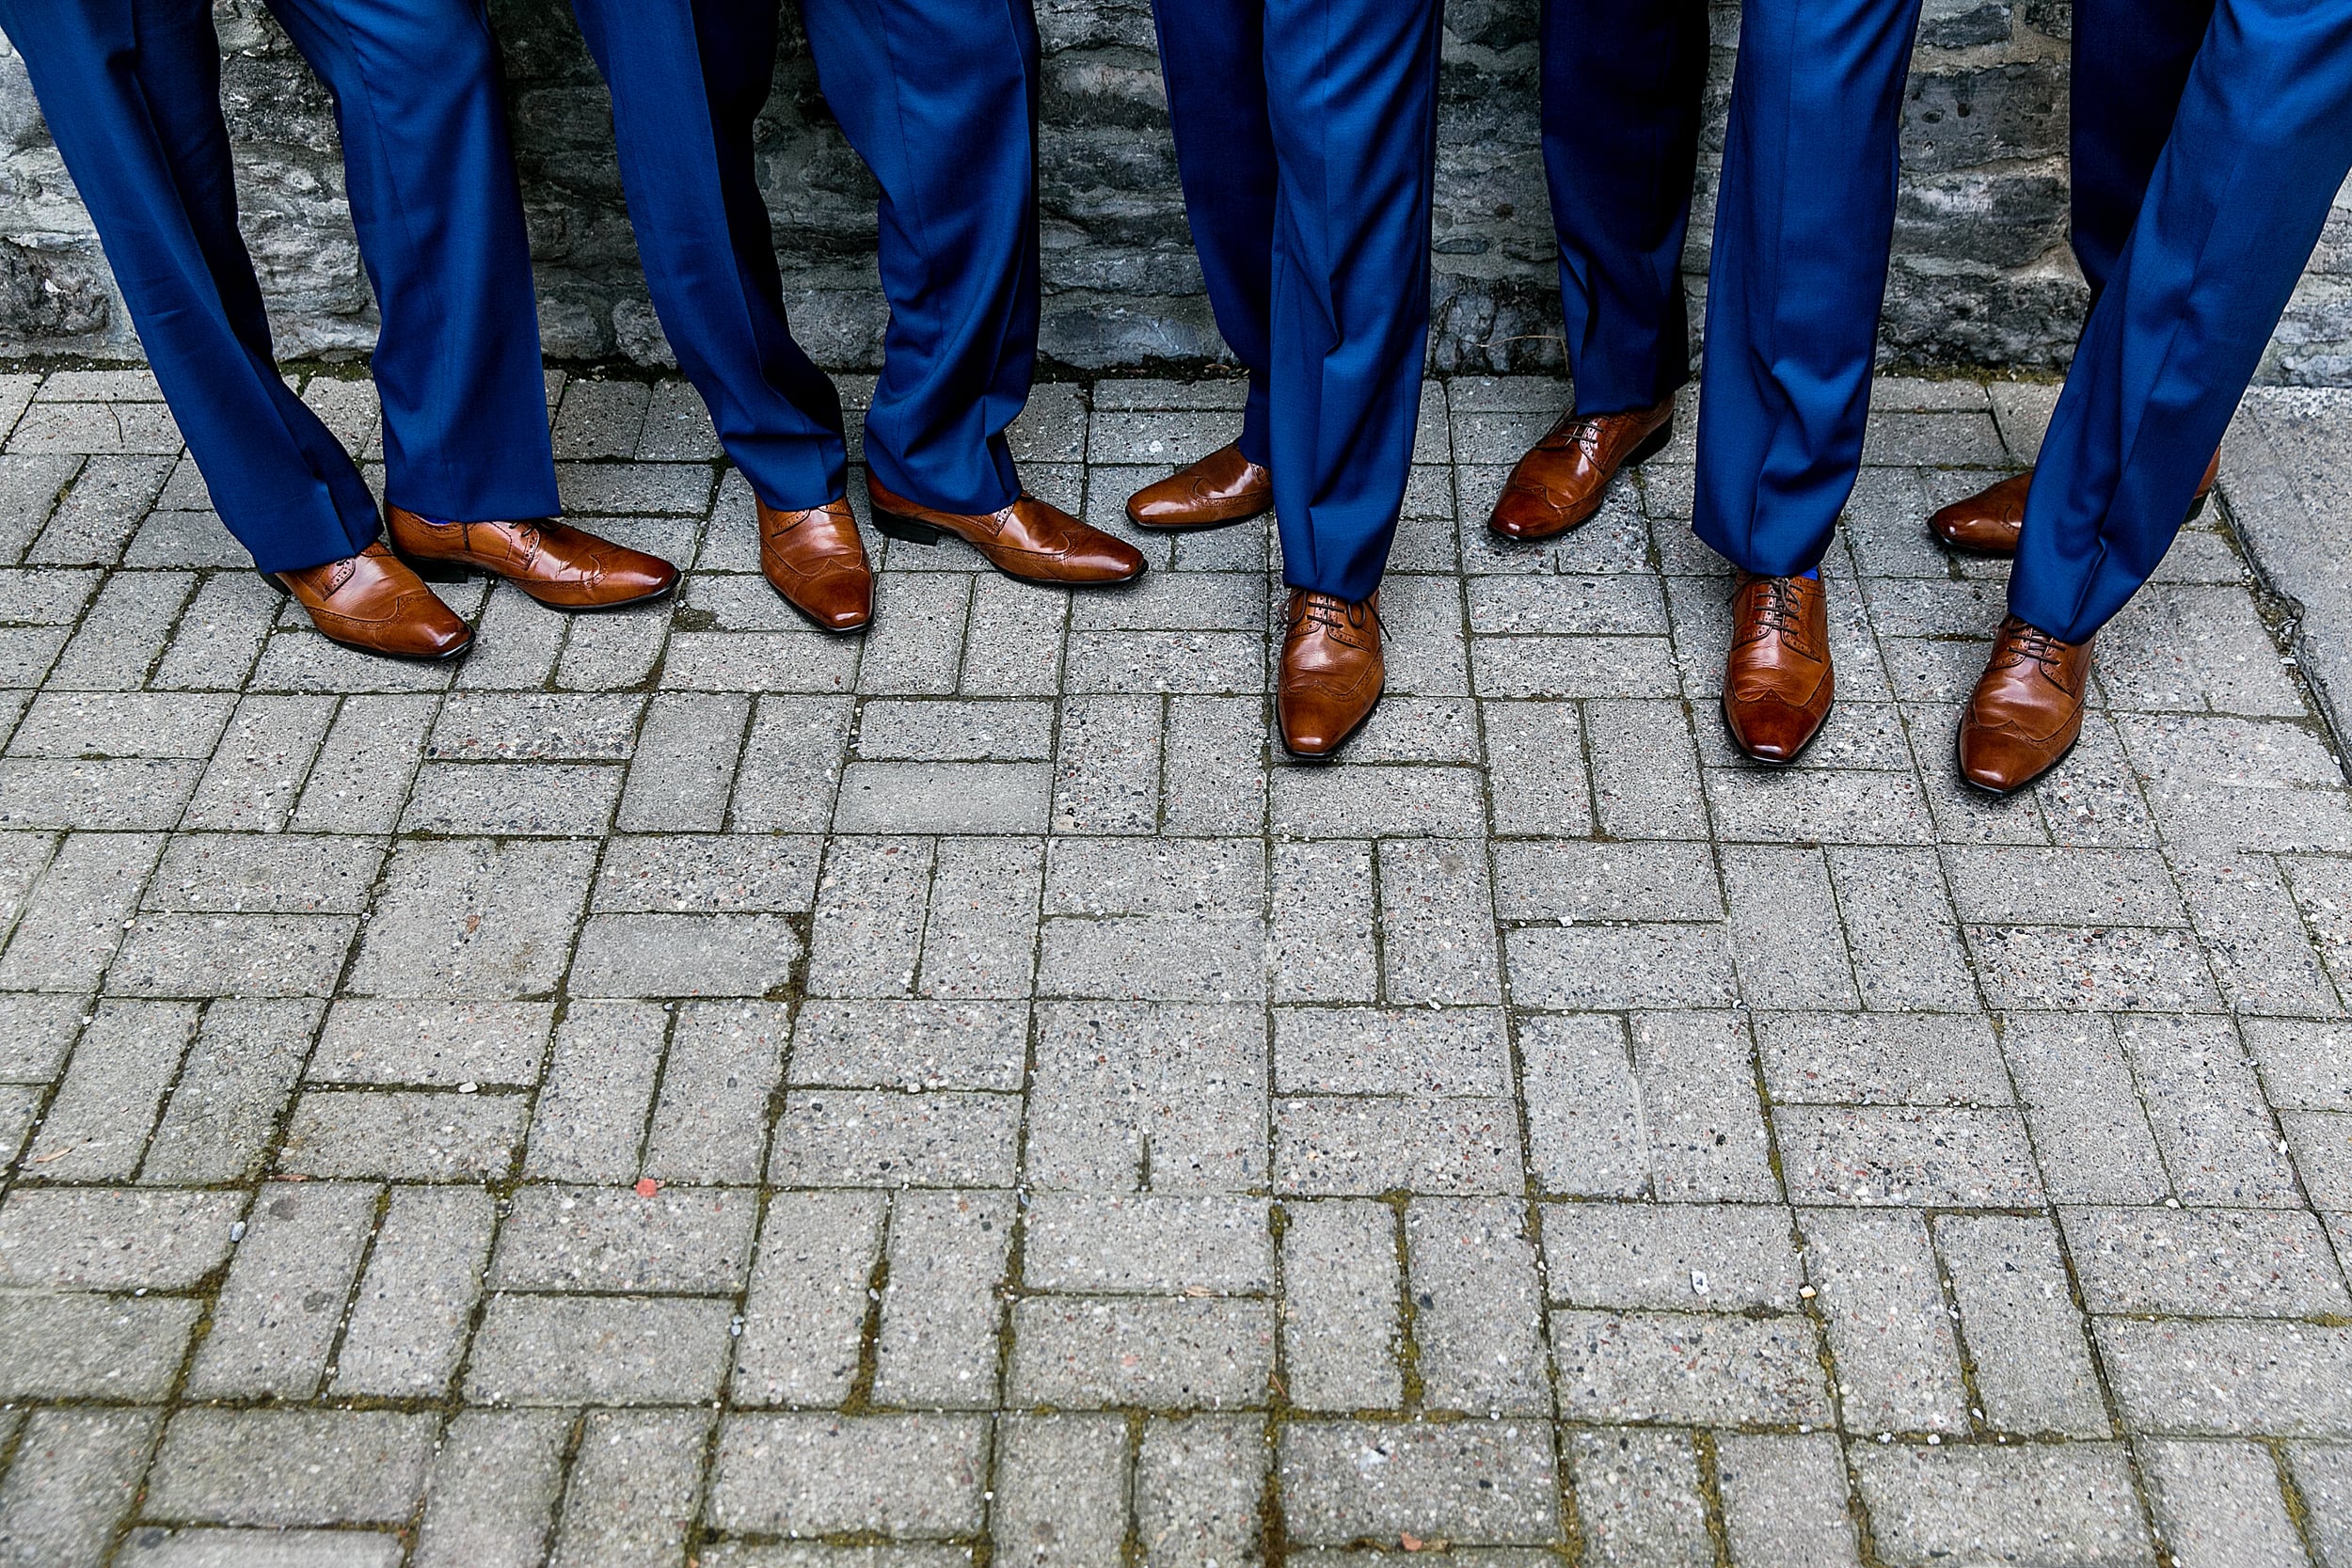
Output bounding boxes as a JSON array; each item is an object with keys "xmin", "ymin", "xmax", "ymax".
[
  {"xmin": 274, "ymin": 540, "xmax": 472, "ymax": 661},
  {"xmin": 866, "ymin": 473, "xmax": 1145, "ymax": 587},
  {"xmin": 1930, "ymin": 450, "xmax": 2219, "ymax": 558},
  {"xmin": 1958, "ymin": 615, "xmax": 2093, "ymax": 794},
  {"xmin": 386, "ymin": 505, "xmax": 678, "ymax": 610},
  {"xmin": 1278, "ymin": 589, "xmax": 1385, "ymax": 759},
  {"xmin": 1125, "ymin": 443, "xmax": 1273, "ymax": 531},
  {"xmin": 1488, "ymin": 396, "xmax": 1675, "ymax": 541},
  {"xmin": 1722, "ymin": 571, "xmax": 1835, "ymax": 764},
  {"xmin": 759, "ymin": 498, "xmax": 873, "ymax": 632}
]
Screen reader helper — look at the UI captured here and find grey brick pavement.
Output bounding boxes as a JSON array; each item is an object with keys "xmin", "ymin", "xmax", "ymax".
[{"xmin": 0, "ymin": 363, "xmax": 2349, "ymax": 1565}]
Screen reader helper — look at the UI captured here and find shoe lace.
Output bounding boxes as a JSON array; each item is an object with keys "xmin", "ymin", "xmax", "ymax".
[
  {"xmin": 2006, "ymin": 619, "xmax": 2067, "ymax": 673},
  {"xmin": 1540, "ymin": 411, "xmax": 1602, "ymax": 453},
  {"xmin": 1297, "ymin": 593, "xmax": 1373, "ymax": 633},
  {"xmin": 1753, "ymin": 575, "xmax": 1804, "ymax": 637}
]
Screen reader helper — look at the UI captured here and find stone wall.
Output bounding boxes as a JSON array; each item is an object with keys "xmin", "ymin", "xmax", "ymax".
[{"xmin": 2, "ymin": 0, "xmax": 2348, "ymax": 381}]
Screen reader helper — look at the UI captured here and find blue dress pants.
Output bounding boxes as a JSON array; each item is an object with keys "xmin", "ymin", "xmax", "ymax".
[
  {"xmin": 1690, "ymin": 0, "xmax": 1926, "ymax": 580},
  {"xmin": 567, "ymin": 0, "xmax": 1041, "ymax": 516},
  {"xmin": 2011, "ymin": 0, "xmax": 2352, "ymax": 642},
  {"xmin": 0, "ymin": 0, "xmax": 559, "ymax": 573},
  {"xmin": 1152, "ymin": 0, "xmax": 1444, "ymax": 602},
  {"xmin": 1541, "ymin": 0, "xmax": 1709, "ymax": 416}
]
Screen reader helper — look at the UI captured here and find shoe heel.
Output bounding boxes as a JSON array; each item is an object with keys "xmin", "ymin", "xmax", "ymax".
[
  {"xmin": 1627, "ymin": 420, "xmax": 1676, "ymax": 468},
  {"xmin": 872, "ymin": 509, "xmax": 945, "ymax": 547},
  {"xmin": 2185, "ymin": 491, "xmax": 2210, "ymax": 524}
]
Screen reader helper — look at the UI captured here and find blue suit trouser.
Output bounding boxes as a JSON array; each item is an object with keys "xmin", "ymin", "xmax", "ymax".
[
  {"xmin": 566, "ymin": 0, "xmax": 1041, "ymax": 516},
  {"xmin": 1540, "ymin": 0, "xmax": 1709, "ymax": 416},
  {"xmin": 0, "ymin": 0, "xmax": 559, "ymax": 573},
  {"xmin": 1696, "ymin": 0, "xmax": 2352, "ymax": 646},
  {"xmin": 1152, "ymin": 0, "xmax": 1444, "ymax": 602},
  {"xmin": 1690, "ymin": 0, "xmax": 1926, "ymax": 582},
  {"xmin": 2011, "ymin": 0, "xmax": 2352, "ymax": 642}
]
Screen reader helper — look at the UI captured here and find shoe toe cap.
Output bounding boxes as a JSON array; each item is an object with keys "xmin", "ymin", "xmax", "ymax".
[
  {"xmin": 1958, "ymin": 723, "xmax": 2051, "ymax": 793},
  {"xmin": 1725, "ymin": 693, "xmax": 1825, "ymax": 762}
]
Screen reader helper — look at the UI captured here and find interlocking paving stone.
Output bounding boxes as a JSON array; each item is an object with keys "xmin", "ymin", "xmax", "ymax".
[
  {"xmin": 143, "ymin": 1409, "xmax": 437, "ymax": 1527},
  {"xmin": 707, "ymin": 1415, "xmax": 989, "ymax": 1537},
  {"xmin": 1853, "ymin": 1444, "xmax": 2155, "ymax": 1568},
  {"xmin": 993, "ymin": 1414, "xmax": 1127, "ymax": 1568},
  {"xmin": 1279, "ymin": 1421, "xmax": 1560, "ymax": 1544},
  {"xmin": 1565, "ymin": 1429, "xmax": 1711, "ymax": 1568},
  {"xmin": 1931, "ymin": 1213, "xmax": 2110, "ymax": 1436},
  {"xmin": 0, "ymin": 1407, "xmax": 158, "ymax": 1568},
  {"xmin": 8, "ymin": 371, "xmax": 2352, "ymax": 1560}
]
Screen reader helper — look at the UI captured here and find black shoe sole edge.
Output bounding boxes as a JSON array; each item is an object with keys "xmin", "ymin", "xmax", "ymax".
[{"xmin": 1487, "ymin": 418, "xmax": 1675, "ymax": 543}]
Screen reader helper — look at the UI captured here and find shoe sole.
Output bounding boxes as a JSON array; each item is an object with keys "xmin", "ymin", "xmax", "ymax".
[
  {"xmin": 1719, "ymin": 691, "xmax": 1831, "ymax": 768},
  {"xmin": 1487, "ymin": 419, "xmax": 1675, "ymax": 543},
  {"xmin": 872, "ymin": 506, "xmax": 1147, "ymax": 588},
  {"xmin": 1957, "ymin": 732, "xmax": 2081, "ymax": 798}
]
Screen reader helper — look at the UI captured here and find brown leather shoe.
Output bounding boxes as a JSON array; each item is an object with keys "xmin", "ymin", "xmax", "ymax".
[
  {"xmin": 1489, "ymin": 396, "xmax": 1675, "ymax": 541},
  {"xmin": 1124, "ymin": 443, "xmax": 1273, "ymax": 531},
  {"xmin": 1930, "ymin": 450, "xmax": 2219, "ymax": 556},
  {"xmin": 758, "ymin": 498, "xmax": 872, "ymax": 632},
  {"xmin": 1278, "ymin": 589, "xmax": 1384, "ymax": 759},
  {"xmin": 1958, "ymin": 616, "xmax": 2093, "ymax": 794},
  {"xmin": 1723, "ymin": 572, "xmax": 1835, "ymax": 764},
  {"xmin": 274, "ymin": 540, "xmax": 471, "ymax": 661},
  {"xmin": 866, "ymin": 473, "xmax": 1145, "ymax": 587},
  {"xmin": 386, "ymin": 505, "xmax": 679, "ymax": 610}
]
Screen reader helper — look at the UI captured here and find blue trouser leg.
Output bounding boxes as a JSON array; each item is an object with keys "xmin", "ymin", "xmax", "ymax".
[
  {"xmin": 1151, "ymin": 0, "xmax": 1278, "ymax": 467},
  {"xmin": 1691, "ymin": 0, "xmax": 1924, "ymax": 578},
  {"xmin": 0, "ymin": 0, "xmax": 558, "ymax": 568},
  {"xmin": 799, "ymin": 0, "xmax": 1042, "ymax": 515},
  {"xmin": 1157, "ymin": 0, "xmax": 1441, "ymax": 601},
  {"xmin": 262, "ymin": 0, "xmax": 559, "ymax": 526},
  {"xmin": 0, "ymin": 0, "xmax": 378, "ymax": 572},
  {"xmin": 2012, "ymin": 0, "xmax": 2352, "ymax": 644},
  {"xmin": 566, "ymin": 0, "xmax": 849, "ymax": 512},
  {"xmin": 2072, "ymin": 0, "xmax": 2214, "ymax": 297},
  {"xmin": 1264, "ymin": 0, "xmax": 1444, "ymax": 600},
  {"xmin": 1540, "ymin": 0, "xmax": 1709, "ymax": 416}
]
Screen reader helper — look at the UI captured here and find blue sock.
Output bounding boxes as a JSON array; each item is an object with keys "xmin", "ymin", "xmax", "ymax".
[{"xmin": 1798, "ymin": 567, "xmax": 1820, "ymax": 580}]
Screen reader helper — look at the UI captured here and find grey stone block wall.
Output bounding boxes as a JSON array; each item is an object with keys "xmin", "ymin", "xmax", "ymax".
[{"xmin": 2, "ymin": 0, "xmax": 2349, "ymax": 381}]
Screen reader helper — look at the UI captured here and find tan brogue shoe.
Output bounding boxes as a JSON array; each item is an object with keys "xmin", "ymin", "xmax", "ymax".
[
  {"xmin": 386, "ymin": 505, "xmax": 678, "ymax": 610},
  {"xmin": 866, "ymin": 473, "xmax": 1145, "ymax": 586},
  {"xmin": 1958, "ymin": 615, "xmax": 2093, "ymax": 794},
  {"xmin": 275, "ymin": 540, "xmax": 471, "ymax": 661},
  {"xmin": 758, "ymin": 498, "xmax": 872, "ymax": 632},
  {"xmin": 1930, "ymin": 450, "xmax": 2219, "ymax": 557},
  {"xmin": 1489, "ymin": 396, "xmax": 1675, "ymax": 541},
  {"xmin": 1278, "ymin": 589, "xmax": 1384, "ymax": 759},
  {"xmin": 1723, "ymin": 571, "xmax": 1835, "ymax": 764},
  {"xmin": 1124, "ymin": 443, "xmax": 1273, "ymax": 531}
]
